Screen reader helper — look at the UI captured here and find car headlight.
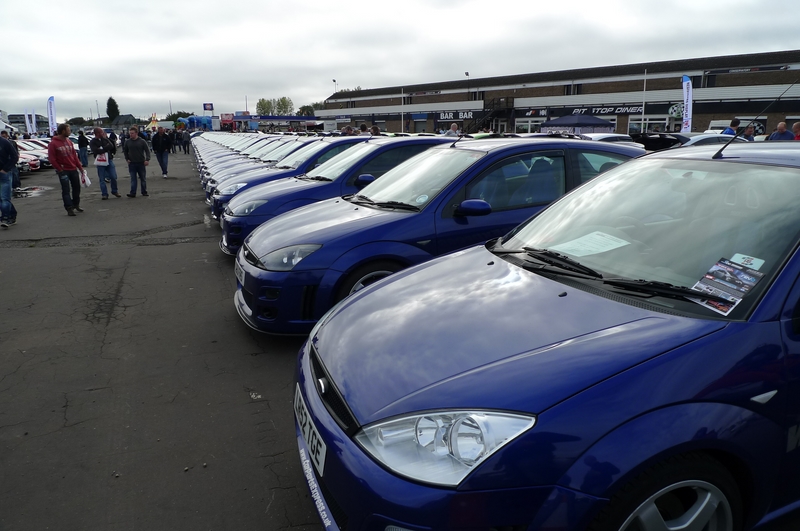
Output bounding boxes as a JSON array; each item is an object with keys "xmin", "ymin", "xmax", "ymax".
[
  {"xmin": 355, "ymin": 410, "xmax": 535, "ymax": 486},
  {"xmin": 261, "ymin": 244, "xmax": 321, "ymax": 271},
  {"xmin": 228, "ymin": 200, "xmax": 268, "ymax": 216},
  {"xmin": 219, "ymin": 182, "xmax": 247, "ymax": 195}
]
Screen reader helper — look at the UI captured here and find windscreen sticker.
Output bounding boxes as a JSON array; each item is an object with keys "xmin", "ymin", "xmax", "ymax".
[
  {"xmin": 688, "ymin": 257, "xmax": 765, "ymax": 316},
  {"xmin": 549, "ymin": 231, "xmax": 630, "ymax": 257},
  {"xmin": 730, "ymin": 253, "xmax": 765, "ymax": 271}
]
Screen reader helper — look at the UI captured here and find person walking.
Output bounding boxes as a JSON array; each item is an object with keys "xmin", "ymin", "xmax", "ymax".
[
  {"xmin": 181, "ymin": 129, "xmax": 190, "ymax": 154},
  {"xmin": 0, "ymin": 131, "xmax": 21, "ymax": 190},
  {"xmin": 793, "ymin": 122, "xmax": 800, "ymax": 140},
  {"xmin": 89, "ymin": 127, "xmax": 121, "ymax": 200},
  {"xmin": 767, "ymin": 122, "xmax": 795, "ymax": 141},
  {"xmin": 444, "ymin": 123, "xmax": 459, "ymax": 136},
  {"xmin": 168, "ymin": 129, "xmax": 177, "ymax": 154},
  {"xmin": 123, "ymin": 127, "xmax": 151, "ymax": 197},
  {"xmin": 0, "ymin": 133, "xmax": 19, "ymax": 228},
  {"xmin": 151, "ymin": 127, "xmax": 172, "ymax": 178},
  {"xmin": 77, "ymin": 130, "xmax": 90, "ymax": 166},
  {"xmin": 47, "ymin": 123, "xmax": 84, "ymax": 216},
  {"xmin": 742, "ymin": 125, "xmax": 755, "ymax": 141}
]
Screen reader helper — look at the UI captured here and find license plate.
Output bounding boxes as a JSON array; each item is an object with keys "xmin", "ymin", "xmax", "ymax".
[
  {"xmin": 234, "ymin": 261, "xmax": 245, "ymax": 286},
  {"xmin": 295, "ymin": 384, "xmax": 327, "ymax": 477}
]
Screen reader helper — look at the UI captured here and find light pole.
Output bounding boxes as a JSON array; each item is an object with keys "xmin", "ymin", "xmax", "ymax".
[
  {"xmin": 465, "ymin": 72, "xmax": 470, "ymax": 100},
  {"xmin": 332, "ymin": 79, "xmax": 338, "ymax": 93}
]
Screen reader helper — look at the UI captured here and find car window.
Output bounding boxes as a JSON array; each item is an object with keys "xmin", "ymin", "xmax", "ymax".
[
  {"xmin": 574, "ymin": 150, "xmax": 632, "ymax": 183},
  {"xmin": 466, "ymin": 152, "xmax": 566, "ymax": 209},
  {"xmin": 347, "ymin": 145, "xmax": 432, "ymax": 185},
  {"xmin": 312, "ymin": 143, "xmax": 357, "ymax": 167}
]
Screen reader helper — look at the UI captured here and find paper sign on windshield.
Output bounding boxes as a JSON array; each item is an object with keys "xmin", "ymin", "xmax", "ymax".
[
  {"xmin": 549, "ymin": 231, "xmax": 630, "ymax": 257},
  {"xmin": 688, "ymin": 258, "xmax": 764, "ymax": 316}
]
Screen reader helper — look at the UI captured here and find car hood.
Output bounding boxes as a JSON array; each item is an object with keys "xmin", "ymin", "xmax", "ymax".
[
  {"xmin": 312, "ymin": 246, "xmax": 726, "ymax": 425},
  {"xmin": 245, "ymin": 197, "xmax": 407, "ymax": 259},
  {"xmin": 229, "ymin": 177, "xmax": 327, "ymax": 206}
]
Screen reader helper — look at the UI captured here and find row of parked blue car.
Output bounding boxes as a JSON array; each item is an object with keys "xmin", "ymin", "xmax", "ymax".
[{"xmin": 192, "ymin": 131, "xmax": 800, "ymax": 531}]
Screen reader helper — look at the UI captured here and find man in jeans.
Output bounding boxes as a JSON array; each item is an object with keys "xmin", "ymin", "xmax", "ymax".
[
  {"xmin": 47, "ymin": 123, "xmax": 84, "ymax": 216},
  {"xmin": 0, "ymin": 133, "xmax": 19, "ymax": 227},
  {"xmin": 151, "ymin": 126, "xmax": 172, "ymax": 178},
  {"xmin": 123, "ymin": 127, "xmax": 151, "ymax": 197},
  {"xmin": 89, "ymin": 128, "xmax": 121, "ymax": 200}
]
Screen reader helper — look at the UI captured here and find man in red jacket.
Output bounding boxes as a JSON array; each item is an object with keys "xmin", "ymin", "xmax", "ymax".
[{"xmin": 47, "ymin": 123, "xmax": 84, "ymax": 216}]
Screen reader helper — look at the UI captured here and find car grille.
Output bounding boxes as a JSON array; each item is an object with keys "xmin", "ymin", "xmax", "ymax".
[
  {"xmin": 242, "ymin": 244, "xmax": 260, "ymax": 267},
  {"xmin": 310, "ymin": 343, "xmax": 358, "ymax": 436},
  {"xmin": 301, "ymin": 285, "xmax": 318, "ymax": 321}
]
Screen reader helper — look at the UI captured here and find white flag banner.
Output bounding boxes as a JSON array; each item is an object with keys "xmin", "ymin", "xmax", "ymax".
[
  {"xmin": 47, "ymin": 97, "xmax": 57, "ymax": 136},
  {"xmin": 681, "ymin": 75, "xmax": 693, "ymax": 133},
  {"xmin": 25, "ymin": 109, "xmax": 34, "ymax": 133}
]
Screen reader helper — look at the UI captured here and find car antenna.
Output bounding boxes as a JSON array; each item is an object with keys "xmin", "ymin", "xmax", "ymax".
[
  {"xmin": 449, "ymin": 133, "xmax": 465, "ymax": 148},
  {"xmin": 712, "ymin": 78, "xmax": 799, "ymax": 159}
]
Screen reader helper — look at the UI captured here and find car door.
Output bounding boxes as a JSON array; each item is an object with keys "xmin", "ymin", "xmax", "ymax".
[
  {"xmin": 434, "ymin": 149, "xmax": 567, "ymax": 255},
  {"xmin": 340, "ymin": 144, "xmax": 434, "ymax": 195}
]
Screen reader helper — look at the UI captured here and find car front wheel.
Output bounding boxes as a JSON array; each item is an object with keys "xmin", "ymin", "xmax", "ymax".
[
  {"xmin": 337, "ymin": 260, "xmax": 403, "ymax": 300},
  {"xmin": 588, "ymin": 453, "xmax": 742, "ymax": 531}
]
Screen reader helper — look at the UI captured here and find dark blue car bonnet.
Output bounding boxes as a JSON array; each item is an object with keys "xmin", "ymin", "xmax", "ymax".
[
  {"xmin": 228, "ymin": 176, "xmax": 325, "ymax": 210},
  {"xmin": 245, "ymin": 197, "xmax": 412, "ymax": 260},
  {"xmin": 312, "ymin": 246, "xmax": 726, "ymax": 424}
]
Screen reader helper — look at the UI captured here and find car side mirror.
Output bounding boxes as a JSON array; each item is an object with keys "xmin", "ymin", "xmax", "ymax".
[
  {"xmin": 355, "ymin": 174, "xmax": 376, "ymax": 189},
  {"xmin": 455, "ymin": 199, "xmax": 492, "ymax": 217}
]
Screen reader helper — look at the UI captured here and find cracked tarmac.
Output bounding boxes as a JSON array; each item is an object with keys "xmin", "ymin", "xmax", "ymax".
[{"xmin": 0, "ymin": 153, "xmax": 321, "ymax": 530}]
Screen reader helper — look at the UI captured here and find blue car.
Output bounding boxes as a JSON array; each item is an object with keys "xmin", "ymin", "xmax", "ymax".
[
  {"xmin": 208, "ymin": 136, "xmax": 371, "ymax": 219},
  {"xmin": 219, "ymin": 136, "xmax": 455, "ymax": 255},
  {"xmin": 294, "ymin": 142, "xmax": 800, "ymax": 531},
  {"xmin": 234, "ymin": 138, "xmax": 641, "ymax": 334}
]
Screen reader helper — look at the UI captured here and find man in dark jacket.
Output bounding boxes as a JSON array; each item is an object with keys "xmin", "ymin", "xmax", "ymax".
[
  {"xmin": 151, "ymin": 127, "xmax": 172, "ymax": 178},
  {"xmin": 123, "ymin": 127, "xmax": 151, "ymax": 197},
  {"xmin": 0, "ymin": 133, "xmax": 19, "ymax": 227},
  {"xmin": 89, "ymin": 127, "xmax": 121, "ymax": 199}
]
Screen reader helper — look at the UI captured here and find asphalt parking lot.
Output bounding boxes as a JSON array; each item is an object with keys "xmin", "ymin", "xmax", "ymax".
[
  {"xmin": 0, "ymin": 152, "xmax": 322, "ymax": 530},
  {"xmin": 3, "ymin": 147, "xmax": 799, "ymax": 531}
]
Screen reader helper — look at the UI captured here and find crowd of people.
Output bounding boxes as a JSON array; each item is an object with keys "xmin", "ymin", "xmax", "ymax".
[{"xmin": 0, "ymin": 124, "xmax": 194, "ymax": 228}]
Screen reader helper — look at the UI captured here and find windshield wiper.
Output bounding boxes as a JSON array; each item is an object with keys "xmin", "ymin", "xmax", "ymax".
[
  {"xmin": 374, "ymin": 201, "xmax": 420, "ymax": 212},
  {"xmin": 298, "ymin": 175, "xmax": 332, "ymax": 181},
  {"xmin": 602, "ymin": 278, "xmax": 732, "ymax": 304},
  {"xmin": 523, "ymin": 248, "xmax": 603, "ymax": 278},
  {"xmin": 350, "ymin": 194, "xmax": 375, "ymax": 205}
]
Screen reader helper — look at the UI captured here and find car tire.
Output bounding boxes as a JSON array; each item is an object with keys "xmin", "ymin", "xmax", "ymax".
[
  {"xmin": 337, "ymin": 260, "xmax": 404, "ymax": 301},
  {"xmin": 587, "ymin": 452, "xmax": 742, "ymax": 531}
]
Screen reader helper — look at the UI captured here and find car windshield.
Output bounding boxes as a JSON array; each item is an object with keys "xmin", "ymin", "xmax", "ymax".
[
  {"xmin": 275, "ymin": 140, "xmax": 329, "ymax": 168},
  {"xmin": 261, "ymin": 140, "xmax": 304, "ymax": 162},
  {"xmin": 499, "ymin": 158, "xmax": 800, "ymax": 319},
  {"xmin": 358, "ymin": 148, "xmax": 485, "ymax": 208},
  {"xmin": 307, "ymin": 142, "xmax": 379, "ymax": 180},
  {"xmin": 249, "ymin": 140, "xmax": 282, "ymax": 158}
]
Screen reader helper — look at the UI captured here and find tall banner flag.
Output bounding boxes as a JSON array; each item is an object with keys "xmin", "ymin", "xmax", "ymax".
[
  {"xmin": 30, "ymin": 109, "xmax": 36, "ymax": 133},
  {"xmin": 47, "ymin": 97, "xmax": 57, "ymax": 136},
  {"xmin": 24, "ymin": 109, "xmax": 34, "ymax": 133},
  {"xmin": 681, "ymin": 75, "xmax": 693, "ymax": 132}
]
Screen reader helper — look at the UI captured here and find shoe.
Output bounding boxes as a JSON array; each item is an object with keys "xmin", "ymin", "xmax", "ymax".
[
  {"xmin": 7, "ymin": 219, "xmax": 16, "ymax": 226},
  {"xmin": 102, "ymin": 196, "xmax": 108, "ymax": 200},
  {"xmin": 112, "ymin": 193, "xmax": 121, "ymax": 198},
  {"xmin": 141, "ymin": 192, "xmax": 149, "ymax": 196},
  {"xmin": 104, "ymin": 178, "xmax": 111, "ymax": 183},
  {"xmin": 75, "ymin": 206, "xmax": 85, "ymax": 212},
  {"xmin": 162, "ymin": 174, "xmax": 167, "ymax": 179},
  {"xmin": 127, "ymin": 193, "xmax": 136, "ymax": 198},
  {"xmin": 67, "ymin": 209, "xmax": 76, "ymax": 216},
  {"xmin": 0, "ymin": 220, "xmax": 8, "ymax": 228}
]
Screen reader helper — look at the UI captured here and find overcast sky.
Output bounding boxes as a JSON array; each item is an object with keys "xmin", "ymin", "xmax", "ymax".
[{"xmin": 1, "ymin": 0, "xmax": 796, "ymax": 122}]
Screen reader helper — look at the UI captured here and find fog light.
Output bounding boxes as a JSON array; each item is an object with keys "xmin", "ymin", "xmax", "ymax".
[{"xmin": 263, "ymin": 288, "xmax": 280, "ymax": 300}]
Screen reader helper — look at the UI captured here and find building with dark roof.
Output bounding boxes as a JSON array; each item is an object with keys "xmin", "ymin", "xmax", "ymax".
[{"xmin": 317, "ymin": 49, "xmax": 800, "ymax": 135}]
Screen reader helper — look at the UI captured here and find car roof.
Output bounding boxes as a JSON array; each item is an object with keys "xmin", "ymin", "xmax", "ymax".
[
  {"xmin": 642, "ymin": 141, "xmax": 800, "ymax": 167},
  {"xmin": 433, "ymin": 137, "xmax": 645, "ymax": 155}
]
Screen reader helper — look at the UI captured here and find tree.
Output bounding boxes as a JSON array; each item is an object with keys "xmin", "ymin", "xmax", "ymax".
[
  {"xmin": 67, "ymin": 117, "xmax": 86, "ymax": 126},
  {"xmin": 276, "ymin": 97, "xmax": 294, "ymax": 116},
  {"xmin": 296, "ymin": 105, "xmax": 315, "ymax": 116},
  {"xmin": 165, "ymin": 111, "xmax": 193, "ymax": 122},
  {"xmin": 256, "ymin": 98, "xmax": 274, "ymax": 116},
  {"xmin": 106, "ymin": 97, "xmax": 120, "ymax": 122},
  {"xmin": 312, "ymin": 101, "xmax": 325, "ymax": 110}
]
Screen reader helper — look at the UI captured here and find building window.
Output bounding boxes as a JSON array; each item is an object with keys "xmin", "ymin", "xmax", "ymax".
[
  {"xmin": 563, "ymin": 85, "xmax": 573, "ymax": 95},
  {"xmin": 573, "ymin": 84, "xmax": 582, "ymax": 95},
  {"xmin": 347, "ymin": 101, "xmax": 357, "ymax": 109},
  {"xmin": 403, "ymin": 96, "xmax": 412, "ymax": 105}
]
